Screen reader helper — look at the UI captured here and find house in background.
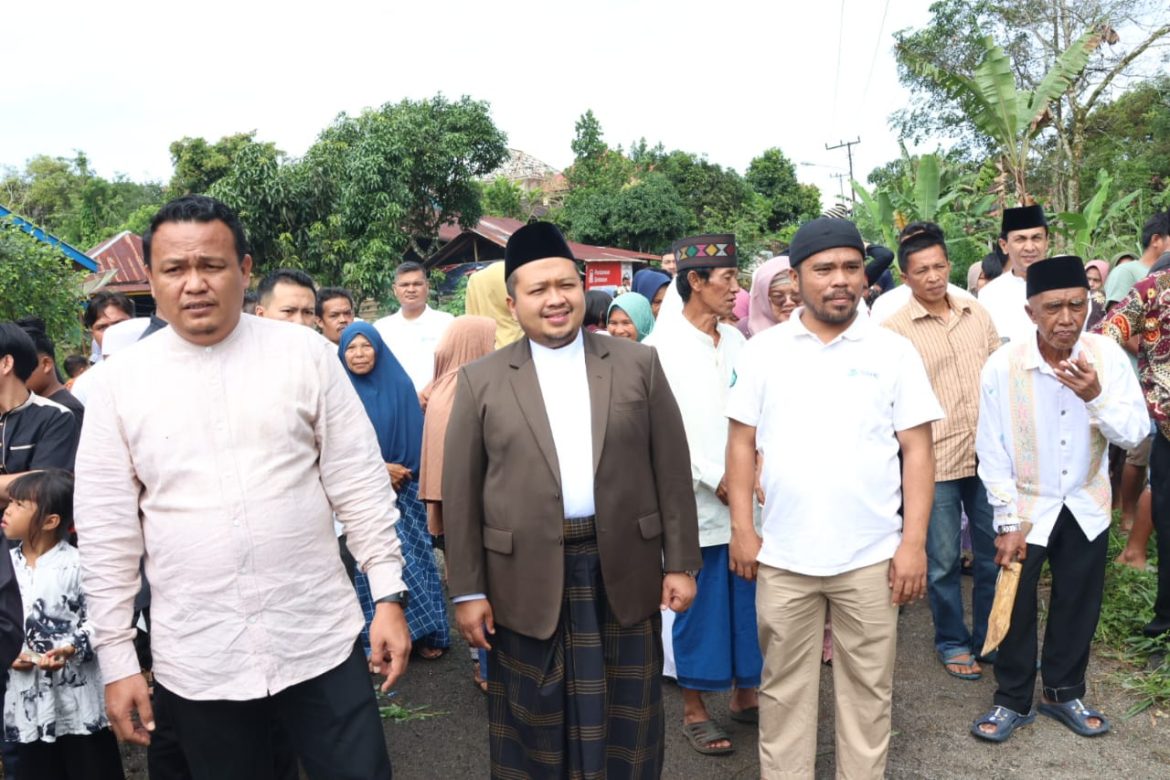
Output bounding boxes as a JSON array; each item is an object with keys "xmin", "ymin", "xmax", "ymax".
[
  {"xmin": 86, "ymin": 231, "xmax": 155, "ymax": 316},
  {"xmin": 424, "ymin": 216, "xmax": 659, "ymax": 293}
]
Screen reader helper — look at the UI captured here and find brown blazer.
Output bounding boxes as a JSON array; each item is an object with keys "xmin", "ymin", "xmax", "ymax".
[{"xmin": 442, "ymin": 330, "xmax": 701, "ymax": 640}]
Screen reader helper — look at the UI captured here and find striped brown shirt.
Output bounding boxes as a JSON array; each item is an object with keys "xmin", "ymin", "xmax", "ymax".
[{"xmin": 882, "ymin": 294, "xmax": 1001, "ymax": 481}]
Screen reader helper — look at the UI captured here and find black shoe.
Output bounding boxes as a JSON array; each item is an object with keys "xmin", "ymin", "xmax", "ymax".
[{"xmin": 1141, "ymin": 619, "xmax": 1170, "ymax": 638}]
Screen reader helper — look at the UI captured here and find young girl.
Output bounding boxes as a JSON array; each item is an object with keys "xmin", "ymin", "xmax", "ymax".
[{"xmin": 2, "ymin": 470, "xmax": 124, "ymax": 779}]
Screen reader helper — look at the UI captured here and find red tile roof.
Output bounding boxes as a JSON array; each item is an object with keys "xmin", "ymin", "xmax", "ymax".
[{"xmin": 87, "ymin": 231, "xmax": 151, "ymax": 295}]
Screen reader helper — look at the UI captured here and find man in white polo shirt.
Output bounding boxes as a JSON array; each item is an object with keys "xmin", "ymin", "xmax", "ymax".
[
  {"xmin": 374, "ymin": 262, "xmax": 454, "ymax": 393},
  {"xmin": 726, "ymin": 217, "xmax": 942, "ymax": 778}
]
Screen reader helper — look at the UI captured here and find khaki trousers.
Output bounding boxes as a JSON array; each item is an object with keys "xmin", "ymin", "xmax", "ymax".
[{"xmin": 756, "ymin": 560, "xmax": 898, "ymax": 780}]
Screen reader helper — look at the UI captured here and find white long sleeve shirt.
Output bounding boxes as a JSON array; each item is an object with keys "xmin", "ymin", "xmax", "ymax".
[
  {"xmin": 74, "ymin": 316, "xmax": 407, "ymax": 701},
  {"xmin": 976, "ymin": 332, "xmax": 1148, "ymax": 546},
  {"xmin": 373, "ymin": 306, "xmax": 454, "ymax": 392},
  {"xmin": 978, "ymin": 272, "xmax": 1034, "ymax": 346},
  {"xmin": 645, "ymin": 317, "xmax": 745, "ymax": 547}
]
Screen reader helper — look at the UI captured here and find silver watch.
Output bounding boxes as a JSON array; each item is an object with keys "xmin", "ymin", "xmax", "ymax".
[{"xmin": 998, "ymin": 523, "xmax": 1021, "ymax": 535}]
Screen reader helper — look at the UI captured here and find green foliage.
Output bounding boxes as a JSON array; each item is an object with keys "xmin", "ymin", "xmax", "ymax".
[
  {"xmin": 480, "ymin": 177, "xmax": 526, "ymax": 220},
  {"xmin": 853, "ymin": 151, "xmax": 997, "ymax": 282},
  {"xmin": 1052, "ymin": 169, "xmax": 1141, "ymax": 257},
  {"xmin": 1079, "ymin": 76, "xmax": 1170, "ymax": 201},
  {"xmin": 899, "ymin": 29, "xmax": 1104, "ymax": 202},
  {"xmin": 0, "ymin": 217, "xmax": 87, "ymax": 352},
  {"xmin": 746, "ymin": 148, "xmax": 822, "ymax": 231},
  {"xmin": 1096, "ymin": 527, "xmax": 1170, "ymax": 715},
  {"xmin": 209, "ymin": 94, "xmax": 508, "ymax": 302},
  {"xmin": 169, "ymin": 132, "xmax": 280, "ymax": 195},
  {"xmin": 1, "ymin": 153, "xmax": 165, "ymax": 249},
  {"xmin": 432, "ymin": 272, "xmax": 468, "ymax": 317}
]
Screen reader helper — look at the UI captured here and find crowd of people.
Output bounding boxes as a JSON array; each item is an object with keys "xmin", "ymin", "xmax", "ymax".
[{"xmin": 0, "ymin": 192, "xmax": 1166, "ymax": 779}]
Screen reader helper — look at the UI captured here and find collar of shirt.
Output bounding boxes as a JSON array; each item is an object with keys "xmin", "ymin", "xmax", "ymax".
[
  {"xmin": 1020, "ymin": 334, "xmax": 1092, "ymax": 375},
  {"xmin": 789, "ymin": 307, "xmax": 871, "ymax": 346},
  {"xmin": 529, "ymin": 329, "xmax": 586, "ymax": 363},
  {"xmin": 906, "ymin": 293, "xmax": 973, "ymax": 321}
]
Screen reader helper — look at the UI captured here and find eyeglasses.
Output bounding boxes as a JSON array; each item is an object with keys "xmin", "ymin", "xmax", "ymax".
[{"xmin": 768, "ymin": 290, "xmax": 801, "ymax": 306}]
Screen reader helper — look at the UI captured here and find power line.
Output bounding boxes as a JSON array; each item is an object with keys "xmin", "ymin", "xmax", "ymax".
[
  {"xmin": 831, "ymin": 0, "xmax": 846, "ymax": 125},
  {"xmin": 862, "ymin": 0, "xmax": 893, "ymax": 101}
]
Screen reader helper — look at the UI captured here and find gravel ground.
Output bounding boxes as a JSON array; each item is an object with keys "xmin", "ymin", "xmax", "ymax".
[{"xmin": 99, "ymin": 579, "xmax": 1169, "ymax": 779}]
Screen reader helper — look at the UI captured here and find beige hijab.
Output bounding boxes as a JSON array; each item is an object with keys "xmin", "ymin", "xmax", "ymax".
[
  {"xmin": 418, "ymin": 316, "xmax": 496, "ymax": 534},
  {"xmin": 465, "ymin": 261, "xmax": 523, "ymax": 349}
]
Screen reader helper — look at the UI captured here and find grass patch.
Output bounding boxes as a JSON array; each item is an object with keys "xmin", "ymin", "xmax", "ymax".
[{"xmin": 1095, "ymin": 525, "xmax": 1170, "ymax": 716}]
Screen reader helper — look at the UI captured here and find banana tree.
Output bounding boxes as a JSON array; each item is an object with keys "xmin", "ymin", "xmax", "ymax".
[
  {"xmin": 1053, "ymin": 169, "xmax": 1141, "ymax": 258},
  {"xmin": 899, "ymin": 29, "xmax": 1105, "ymax": 205}
]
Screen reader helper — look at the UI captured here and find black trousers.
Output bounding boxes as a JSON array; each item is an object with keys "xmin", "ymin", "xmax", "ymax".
[
  {"xmin": 993, "ymin": 506, "xmax": 1108, "ymax": 713},
  {"xmin": 1150, "ymin": 433, "xmax": 1170, "ymax": 626},
  {"xmin": 14, "ymin": 729, "xmax": 125, "ymax": 780},
  {"xmin": 154, "ymin": 646, "xmax": 391, "ymax": 780}
]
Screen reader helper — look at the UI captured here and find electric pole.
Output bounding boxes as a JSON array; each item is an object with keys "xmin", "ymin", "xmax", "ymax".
[
  {"xmin": 825, "ymin": 138, "xmax": 861, "ymax": 206},
  {"xmin": 830, "ymin": 172, "xmax": 848, "ymax": 207}
]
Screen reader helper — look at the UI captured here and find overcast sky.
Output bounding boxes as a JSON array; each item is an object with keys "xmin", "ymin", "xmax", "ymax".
[{"xmin": 3, "ymin": 0, "xmax": 940, "ymax": 208}]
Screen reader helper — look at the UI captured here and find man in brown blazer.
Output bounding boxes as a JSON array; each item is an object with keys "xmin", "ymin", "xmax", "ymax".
[{"xmin": 443, "ymin": 222, "xmax": 701, "ymax": 779}]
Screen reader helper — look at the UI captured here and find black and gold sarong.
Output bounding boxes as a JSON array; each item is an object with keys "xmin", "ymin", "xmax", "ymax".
[{"xmin": 487, "ymin": 516, "xmax": 664, "ymax": 779}]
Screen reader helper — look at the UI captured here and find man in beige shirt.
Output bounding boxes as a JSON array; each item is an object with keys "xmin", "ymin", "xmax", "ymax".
[
  {"xmin": 882, "ymin": 221, "xmax": 1001, "ymax": 681},
  {"xmin": 74, "ymin": 195, "xmax": 410, "ymax": 780}
]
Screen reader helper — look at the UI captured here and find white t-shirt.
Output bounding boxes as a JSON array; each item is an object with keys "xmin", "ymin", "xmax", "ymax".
[
  {"xmin": 373, "ymin": 306, "xmax": 454, "ymax": 392},
  {"xmin": 869, "ymin": 282, "xmax": 974, "ymax": 325},
  {"xmin": 726, "ymin": 310, "xmax": 943, "ymax": 576}
]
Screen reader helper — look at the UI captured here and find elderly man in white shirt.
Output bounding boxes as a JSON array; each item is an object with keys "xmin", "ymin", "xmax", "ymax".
[
  {"xmin": 373, "ymin": 261, "xmax": 454, "ymax": 392},
  {"xmin": 645, "ymin": 233, "xmax": 761, "ymax": 755},
  {"xmin": 726, "ymin": 217, "xmax": 942, "ymax": 779},
  {"xmin": 978, "ymin": 205, "xmax": 1050, "ymax": 345},
  {"xmin": 74, "ymin": 196, "xmax": 411, "ymax": 780},
  {"xmin": 970, "ymin": 256, "xmax": 1148, "ymax": 744}
]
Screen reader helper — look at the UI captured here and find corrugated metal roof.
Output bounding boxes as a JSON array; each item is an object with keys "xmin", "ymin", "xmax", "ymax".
[
  {"xmin": 0, "ymin": 204, "xmax": 98, "ymax": 271},
  {"xmin": 86, "ymin": 230, "xmax": 152, "ymax": 295},
  {"xmin": 429, "ymin": 216, "xmax": 658, "ymax": 268}
]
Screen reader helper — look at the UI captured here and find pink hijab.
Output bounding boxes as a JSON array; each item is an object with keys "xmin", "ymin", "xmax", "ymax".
[
  {"xmin": 732, "ymin": 290, "xmax": 751, "ymax": 336},
  {"xmin": 1085, "ymin": 259, "xmax": 1110, "ymax": 285},
  {"xmin": 748, "ymin": 255, "xmax": 791, "ymax": 336}
]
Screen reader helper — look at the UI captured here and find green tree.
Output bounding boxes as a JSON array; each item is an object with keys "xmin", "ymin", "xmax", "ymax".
[
  {"xmin": 1, "ymin": 153, "xmax": 165, "ymax": 248},
  {"xmin": 0, "ymin": 217, "xmax": 87, "ymax": 352},
  {"xmin": 746, "ymin": 148, "xmax": 823, "ymax": 231},
  {"xmin": 1078, "ymin": 76, "xmax": 1170, "ymax": 200},
  {"xmin": 480, "ymin": 176, "xmax": 526, "ymax": 219},
  {"xmin": 169, "ymin": 132, "xmax": 281, "ymax": 195},
  {"xmin": 894, "ymin": 0, "xmax": 1170, "ymax": 210},
  {"xmin": 900, "ymin": 29, "xmax": 1107, "ymax": 205},
  {"xmin": 210, "ymin": 94, "xmax": 508, "ymax": 302}
]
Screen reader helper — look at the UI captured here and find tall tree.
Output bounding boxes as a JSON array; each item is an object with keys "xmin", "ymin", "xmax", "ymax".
[
  {"xmin": 894, "ymin": 0, "xmax": 1170, "ymax": 210},
  {"xmin": 169, "ymin": 132, "xmax": 281, "ymax": 195},
  {"xmin": 746, "ymin": 148, "xmax": 823, "ymax": 231},
  {"xmin": 209, "ymin": 94, "xmax": 508, "ymax": 302},
  {"xmin": 900, "ymin": 28, "xmax": 1107, "ymax": 205}
]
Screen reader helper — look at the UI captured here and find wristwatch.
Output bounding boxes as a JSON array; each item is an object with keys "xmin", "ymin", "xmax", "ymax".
[
  {"xmin": 997, "ymin": 523, "xmax": 1021, "ymax": 535},
  {"xmin": 376, "ymin": 590, "xmax": 410, "ymax": 608}
]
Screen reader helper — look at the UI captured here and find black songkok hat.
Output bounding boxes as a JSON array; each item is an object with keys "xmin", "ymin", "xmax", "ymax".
[
  {"xmin": 672, "ymin": 234, "xmax": 737, "ymax": 272},
  {"xmin": 1026, "ymin": 255, "xmax": 1088, "ymax": 298},
  {"xmin": 1001, "ymin": 204, "xmax": 1047, "ymax": 235},
  {"xmin": 504, "ymin": 222, "xmax": 575, "ymax": 279},
  {"xmin": 788, "ymin": 218, "xmax": 865, "ymax": 267}
]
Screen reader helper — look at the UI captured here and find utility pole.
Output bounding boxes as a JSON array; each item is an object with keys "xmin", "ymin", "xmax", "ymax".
[
  {"xmin": 830, "ymin": 172, "xmax": 848, "ymax": 207},
  {"xmin": 825, "ymin": 138, "xmax": 861, "ymax": 206}
]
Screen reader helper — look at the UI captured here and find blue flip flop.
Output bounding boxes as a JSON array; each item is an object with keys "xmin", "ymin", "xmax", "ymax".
[
  {"xmin": 940, "ymin": 651, "xmax": 982, "ymax": 680},
  {"xmin": 970, "ymin": 705, "xmax": 1036, "ymax": 742},
  {"xmin": 1038, "ymin": 699, "xmax": 1110, "ymax": 737}
]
